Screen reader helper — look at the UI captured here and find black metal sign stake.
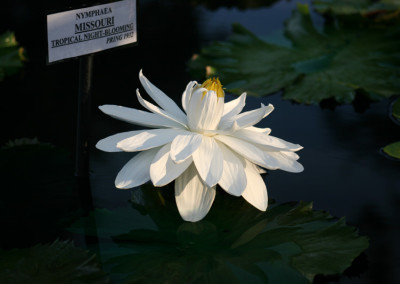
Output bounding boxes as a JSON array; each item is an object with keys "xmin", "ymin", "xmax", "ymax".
[
  {"xmin": 75, "ymin": 54, "xmax": 93, "ymax": 178},
  {"xmin": 47, "ymin": 0, "xmax": 137, "ymax": 208}
]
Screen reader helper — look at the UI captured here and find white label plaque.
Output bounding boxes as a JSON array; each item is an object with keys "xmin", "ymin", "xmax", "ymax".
[{"xmin": 47, "ymin": 0, "xmax": 137, "ymax": 63}]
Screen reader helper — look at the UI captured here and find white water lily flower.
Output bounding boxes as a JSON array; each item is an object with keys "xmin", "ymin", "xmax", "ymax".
[{"xmin": 96, "ymin": 70, "xmax": 303, "ymax": 222}]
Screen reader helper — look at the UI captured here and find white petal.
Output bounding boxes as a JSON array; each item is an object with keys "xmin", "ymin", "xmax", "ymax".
[
  {"xmin": 217, "ymin": 142, "xmax": 247, "ymax": 196},
  {"xmin": 222, "ymin": 92, "xmax": 247, "ymax": 120},
  {"xmin": 96, "ymin": 131, "xmax": 142, "ymax": 152},
  {"xmin": 265, "ymin": 151, "xmax": 304, "ymax": 173},
  {"xmin": 215, "ymin": 135, "xmax": 280, "ymax": 170},
  {"xmin": 202, "ymin": 121, "xmax": 240, "ymax": 136},
  {"xmin": 236, "ymin": 103, "xmax": 274, "ymax": 126},
  {"xmin": 136, "ymin": 89, "xmax": 188, "ymax": 128},
  {"xmin": 99, "ymin": 105, "xmax": 183, "ymax": 129},
  {"xmin": 170, "ymin": 132, "xmax": 203, "ymax": 163},
  {"xmin": 139, "ymin": 70, "xmax": 187, "ymax": 121},
  {"xmin": 257, "ymin": 166, "xmax": 267, "ymax": 174},
  {"xmin": 150, "ymin": 143, "xmax": 192, "ymax": 187},
  {"xmin": 192, "ymin": 136, "xmax": 223, "ymax": 187},
  {"xmin": 117, "ymin": 129, "xmax": 187, "ymax": 152},
  {"xmin": 219, "ymin": 104, "xmax": 274, "ymax": 130},
  {"xmin": 242, "ymin": 160, "xmax": 268, "ymax": 211},
  {"xmin": 187, "ymin": 88, "xmax": 224, "ymax": 131},
  {"xmin": 233, "ymin": 129, "xmax": 303, "ymax": 151},
  {"xmin": 244, "ymin": 126, "xmax": 271, "ymax": 135},
  {"xmin": 281, "ymin": 151, "xmax": 300, "ymax": 160},
  {"xmin": 182, "ymin": 81, "xmax": 197, "ymax": 113},
  {"xmin": 115, "ymin": 148, "xmax": 159, "ymax": 189},
  {"xmin": 175, "ymin": 164, "xmax": 216, "ymax": 222}
]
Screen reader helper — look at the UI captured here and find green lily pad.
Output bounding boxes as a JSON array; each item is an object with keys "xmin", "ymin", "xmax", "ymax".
[
  {"xmin": 380, "ymin": 98, "xmax": 400, "ymax": 161},
  {"xmin": 313, "ymin": 0, "xmax": 400, "ymax": 16},
  {"xmin": 392, "ymin": 97, "xmax": 400, "ymax": 120},
  {"xmin": 0, "ymin": 31, "xmax": 25, "ymax": 81},
  {"xmin": 181, "ymin": 0, "xmax": 280, "ymax": 10},
  {"xmin": 69, "ymin": 185, "xmax": 368, "ymax": 283},
  {"xmin": 189, "ymin": 4, "xmax": 400, "ymax": 104},
  {"xmin": 382, "ymin": 141, "xmax": 400, "ymax": 159},
  {"xmin": 0, "ymin": 240, "xmax": 109, "ymax": 283}
]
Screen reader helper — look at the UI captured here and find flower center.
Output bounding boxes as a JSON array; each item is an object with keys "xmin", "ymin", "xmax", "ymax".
[{"xmin": 201, "ymin": 77, "xmax": 224, "ymax": 98}]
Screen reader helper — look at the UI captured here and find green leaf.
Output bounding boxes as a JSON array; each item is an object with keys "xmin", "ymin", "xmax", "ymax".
[
  {"xmin": 0, "ymin": 240, "xmax": 109, "ymax": 283},
  {"xmin": 188, "ymin": 5, "xmax": 400, "ymax": 104},
  {"xmin": 381, "ymin": 98, "xmax": 400, "ymax": 161},
  {"xmin": 313, "ymin": 0, "xmax": 400, "ymax": 16},
  {"xmin": 70, "ymin": 186, "xmax": 369, "ymax": 283},
  {"xmin": 392, "ymin": 97, "xmax": 400, "ymax": 120},
  {"xmin": 178, "ymin": 0, "xmax": 281, "ymax": 10},
  {"xmin": 291, "ymin": 218, "xmax": 369, "ymax": 281},
  {"xmin": 0, "ymin": 31, "xmax": 25, "ymax": 81},
  {"xmin": 383, "ymin": 141, "xmax": 400, "ymax": 159}
]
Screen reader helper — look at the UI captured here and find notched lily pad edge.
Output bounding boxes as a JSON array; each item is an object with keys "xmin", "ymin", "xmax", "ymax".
[
  {"xmin": 380, "ymin": 141, "xmax": 400, "ymax": 161},
  {"xmin": 188, "ymin": 3, "xmax": 400, "ymax": 106},
  {"xmin": 380, "ymin": 96, "xmax": 400, "ymax": 161}
]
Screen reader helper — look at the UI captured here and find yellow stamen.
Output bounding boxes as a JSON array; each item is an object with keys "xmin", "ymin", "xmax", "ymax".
[{"xmin": 201, "ymin": 77, "xmax": 224, "ymax": 98}]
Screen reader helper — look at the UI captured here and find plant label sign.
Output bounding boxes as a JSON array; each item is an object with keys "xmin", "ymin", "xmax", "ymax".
[{"xmin": 47, "ymin": 0, "xmax": 137, "ymax": 63}]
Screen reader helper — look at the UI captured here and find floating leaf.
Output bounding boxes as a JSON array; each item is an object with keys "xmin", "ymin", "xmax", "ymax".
[
  {"xmin": 380, "ymin": 97, "xmax": 400, "ymax": 161},
  {"xmin": 189, "ymin": 5, "xmax": 400, "ymax": 104},
  {"xmin": 0, "ymin": 240, "xmax": 109, "ymax": 283},
  {"xmin": 181, "ymin": 0, "xmax": 280, "ymax": 10},
  {"xmin": 313, "ymin": 0, "xmax": 400, "ymax": 18},
  {"xmin": 392, "ymin": 97, "xmax": 400, "ymax": 120},
  {"xmin": 69, "ymin": 185, "xmax": 369, "ymax": 283},
  {"xmin": 382, "ymin": 141, "xmax": 400, "ymax": 159},
  {"xmin": 0, "ymin": 31, "xmax": 25, "ymax": 81}
]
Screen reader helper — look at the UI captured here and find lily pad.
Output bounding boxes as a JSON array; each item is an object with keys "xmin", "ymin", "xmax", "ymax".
[
  {"xmin": 0, "ymin": 31, "xmax": 25, "ymax": 81},
  {"xmin": 380, "ymin": 97, "xmax": 400, "ymax": 160},
  {"xmin": 392, "ymin": 97, "xmax": 400, "ymax": 120},
  {"xmin": 0, "ymin": 240, "xmax": 109, "ymax": 284},
  {"xmin": 182, "ymin": 0, "xmax": 280, "ymax": 10},
  {"xmin": 189, "ymin": 4, "xmax": 400, "ymax": 104},
  {"xmin": 69, "ymin": 185, "xmax": 368, "ymax": 283},
  {"xmin": 382, "ymin": 141, "xmax": 400, "ymax": 159},
  {"xmin": 313, "ymin": 0, "xmax": 400, "ymax": 17}
]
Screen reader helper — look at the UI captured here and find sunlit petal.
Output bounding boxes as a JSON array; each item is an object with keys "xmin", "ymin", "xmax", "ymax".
[
  {"xmin": 187, "ymin": 89, "xmax": 224, "ymax": 131},
  {"xmin": 117, "ymin": 129, "xmax": 187, "ymax": 152},
  {"xmin": 281, "ymin": 151, "xmax": 300, "ymax": 160},
  {"xmin": 221, "ymin": 92, "xmax": 246, "ymax": 120},
  {"xmin": 192, "ymin": 136, "xmax": 223, "ymax": 187},
  {"xmin": 99, "ymin": 105, "xmax": 183, "ymax": 129},
  {"xmin": 139, "ymin": 70, "xmax": 187, "ymax": 121},
  {"xmin": 182, "ymin": 81, "xmax": 197, "ymax": 113},
  {"xmin": 242, "ymin": 159, "xmax": 268, "ymax": 211},
  {"xmin": 96, "ymin": 131, "xmax": 142, "ymax": 152},
  {"xmin": 216, "ymin": 135, "xmax": 280, "ymax": 170},
  {"xmin": 175, "ymin": 164, "xmax": 216, "ymax": 222},
  {"xmin": 217, "ymin": 142, "xmax": 247, "ymax": 196},
  {"xmin": 170, "ymin": 132, "xmax": 203, "ymax": 163},
  {"xmin": 115, "ymin": 147, "xmax": 159, "ymax": 189},
  {"xmin": 233, "ymin": 129, "xmax": 303, "ymax": 151},
  {"xmin": 244, "ymin": 126, "xmax": 272, "ymax": 135},
  {"xmin": 150, "ymin": 144, "xmax": 192, "ymax": 187},
  {"xmin": 257, "ymin": 166, "xmax": 267, "ymax": 174},
  {"xmin": 219, "ymin": 103, "xmax": 274, "ymax": 130},
  {"xmin": 264, "ymin": 151, "xmax": 304, "ymax": 173},
  {"xmin": 136, "ymin": 89, "xmax": 188, "ymax": 128}
]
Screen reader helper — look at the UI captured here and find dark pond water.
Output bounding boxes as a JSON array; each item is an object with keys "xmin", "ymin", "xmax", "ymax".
[{"xmin": 1, "ymin": 0, "xmax": 399, "ymax": 283}]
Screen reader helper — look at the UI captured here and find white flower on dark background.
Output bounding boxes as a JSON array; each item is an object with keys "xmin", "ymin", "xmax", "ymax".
[{"xmin": 97, "ymin": 71, "xmax": 303, "ymax": 222}]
